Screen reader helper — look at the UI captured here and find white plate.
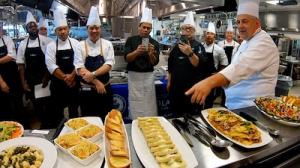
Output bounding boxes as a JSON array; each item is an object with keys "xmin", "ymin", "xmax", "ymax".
[
  {"xmin": 202, "ymin": 107, "xmax": 273, "ymax": 149},
  {"xmin": 54, "ymin": 117, "xmax": 105, "ymax": 168},
  {"xmin": 104, "ymin": 115, "xmax": 131, "ymax": 168},
  {"xmin": 0, "ymin": 137, "xmax": 57, "ymax": 168},
  {"xmin": 131, "ymin": 117, "xmax": 198, "ymax": 168}
]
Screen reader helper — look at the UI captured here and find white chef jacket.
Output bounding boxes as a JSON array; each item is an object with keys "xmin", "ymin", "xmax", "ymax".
[
  {"xmin": 0, "ymin": 35, "xmax": 17, "ymax": 60},
  {"xmin": 220, "ymin": 30, "xmax": 279, "ymax": 109},
  {"xmin": 16, "ymin": 35, "xmax": 53, "ymax": 64},
  {"xmin": 203, "ymin": 43, "xmax": 228, "ymax": 69},
  {"xmin": 77, "ymin": 38, "xmax": 115, "ymax": 67},
  {"xmin": 217, "ymin": 40, "xmax": 240, "ymax": 60},
  {"xmin": 45, "ymin": 37, "xmax": 84, "ymax": 74}
]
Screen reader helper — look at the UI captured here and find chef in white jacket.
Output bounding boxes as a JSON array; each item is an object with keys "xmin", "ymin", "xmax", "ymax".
[
  {"xmin": 186, "ymin": 0, "xmax": 279, "ymax": 110},
  {"xmin": 38, "ymin": 18, "xmax": 48, "ymax": 37},
  {"xmin": 17, "ymin": 12, "xmax": 53, "ymax": 128},
  {"xmin": 217, "ymin": 19, "xmax": 239, "ymax": 64},
  {"xmin": 45, "ymin": 8, "xmax": 83, "ymax": 126},
  {"xmin": 202, "ymin": 22, "xmax": 228, "ymax": 108},
  {"xmin": 77, "ymin": 6, "xmax": 115, "ymax": 121}
]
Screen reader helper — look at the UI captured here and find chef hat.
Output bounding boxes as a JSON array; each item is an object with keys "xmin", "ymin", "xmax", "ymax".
[
  {"xmin": 53, "ymin": 8, "xmax": 68, "ymax": 30},
  {"xmin": 237, "ymin": 0, "xmax": 260, "ymax": 18},
  {"xmin": 87, "ymin": 6, "xmax": 101, "ymax": 26},
  {"xmin": 207, "ymin": 22, "xmax": 216, "ymax": 34},
  {"xmin": 181, "ymin": 11, "xmax": 196, "ymax": 28},
  {"xmin": 226, "ymin": 19, "xmax": 234, "ymax": 32},
  {"xmin": 38, "ymin": 18, "xmax": 48, "ymax": 29},
  {"xmin": 140, "ymin": 7, "xmax": 152, "ymax": 24},
  {"xmin": 26, "ymin": 11, "xmax": 37, "ymax": 25}
]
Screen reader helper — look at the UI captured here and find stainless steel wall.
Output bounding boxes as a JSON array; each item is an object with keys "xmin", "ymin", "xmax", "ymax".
[{"xmin": 260, "ymin": 11, "xmax": 300, "ymax": 31}]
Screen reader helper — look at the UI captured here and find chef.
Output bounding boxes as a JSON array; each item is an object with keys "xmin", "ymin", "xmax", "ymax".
[
  {"xmin": 45, "ymin": 8, "xmax": 83, "ymax": 126},
  {"xmin": 203, "ymin": 22, "xmax": 228, "ymax": 108},
  {"xmin": 167, "ymin": 12, "xmax": 207, "ymax": 117},
  {"xmin": 217, "ymin": 19, "xmax": 239, "ymax": 64},
  {"xmin": 186, "ymin": 0, "xmax": 279, "ymax": 110},
  {"xmin": 38, "ymin": 18, "xmax": 48, "ymax": 37},
  {"xmin": 17, "ymin": 11, "xmax": 53, "ymax": 128},
  {"xmin": 77, "ymin": 6, "xmax": 115, "ymax": 121},
  {"xmin": 124, "ymin": 7, "xmax": 160, "ymax": 119},
  {"xmin": 0, "ymin": 21, "xmax": 22, "ymax": 120}
]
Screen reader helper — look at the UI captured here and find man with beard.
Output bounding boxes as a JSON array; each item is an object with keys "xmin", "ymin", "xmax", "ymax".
[
  {"xmin": 167, "ymin": 12, "xmax": 207, "ymax": 117},
  {"xmin": 202, "ymin": 22, "xmax": 228, "ymax": 108},
  {"xmin": 186, "ymin": 0, "xmax": 279, "ymax": 110},
  {"xmin": 45, "ymin": 9, "xmax": 83, "ymax": 126},
  {"xmin": 0, "ymin": 22, "xmax": 23, "ymax": 122},
  {"xmin": 17, "ymin": 12, "xmax": 53, "ymax": 128},
  {"xmin": 124, "ymin": 7, "xmax": 160, "ymax": 119},
  {"xmin": 77, "ymin": 6, "xmax": 115, "ymax": 121}
]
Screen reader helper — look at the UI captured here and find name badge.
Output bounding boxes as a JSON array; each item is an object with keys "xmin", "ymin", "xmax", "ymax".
[
  {"xmin": 62, "ymin": 56, "xmax": 70, "ymax": 59},
  {"xmin": 30, "ymin": 54, "xmax": 37, "ymax": 57}
]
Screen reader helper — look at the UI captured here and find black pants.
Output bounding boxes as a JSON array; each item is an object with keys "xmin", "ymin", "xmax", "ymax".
[
  {"xmin": 50, "ymin": 83, "xmax": 79, "ymax": 127},
  {"xmin": 79, "ymin": 85, "xmax": 113, "ymax": 121},
  {"xmin": 0, "ymin": 91, "xmax": 23, "ymax": 123},
  {"xmin": 170, "ymin": 89, "xmax": 204, "ymax": 118}
]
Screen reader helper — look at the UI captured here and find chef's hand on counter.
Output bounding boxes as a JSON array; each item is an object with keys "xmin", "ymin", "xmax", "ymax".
[
  {"xmin": 178, "ymin": 42, "xmax": 193, "ymax": 57},
  {"xmin": 0, "ymin": 80, "xmax": 10, "ymax": 93},
  {"xmin": 93, "ymin": 79, "xmax": 106, "ymax": 94}
]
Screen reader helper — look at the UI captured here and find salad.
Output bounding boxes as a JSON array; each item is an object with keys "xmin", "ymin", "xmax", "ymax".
[{"xmin": 0, "ymin": 121, "xmax": 23, "ymax": 142}]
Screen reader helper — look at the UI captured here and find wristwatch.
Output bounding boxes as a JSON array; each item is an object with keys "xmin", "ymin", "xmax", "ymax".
[
  {"xmin": 92, "ymin": 71, "xmax": 97, "ymax": 77},
  {"xmin": 188, "ymin": 52, "xmax": 193, "ymax": 58}
]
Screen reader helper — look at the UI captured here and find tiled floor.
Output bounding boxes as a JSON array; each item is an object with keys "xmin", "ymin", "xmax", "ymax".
[{"xmin": 289, "ymin": 84, "xmax": 300, "ymax": 96}]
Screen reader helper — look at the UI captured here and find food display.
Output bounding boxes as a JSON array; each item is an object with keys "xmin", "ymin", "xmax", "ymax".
[
  {"xmin": 138, "ymin": 117, "xmax": 186, "ymax": 168},
  {"xmin": 55, "ymin": 133, "xmax": 82, "ymax": 149},
  {"xmin": 77, "ymin": 124, "xmax": 102, "ymax": 141},
  {"xmin": 0, "ymin": 145, "xmax": 44, "ymax": 168},
  {"xmin": 0, "ymin": 121, "xmax": 24, "ymax": 142},
  {"xmin": 105, "ymin": 109, "xmax": 131, "ymax": 168},
  {"xmin": 65, "ymin": 118, "xmax": 89, "ymax": 130},
  {"xmin": 255, "ymin": 96, "xmax": 300, "ymax": 123},
  {"xmin": 207, "ymin": 109, "xmax": 262, "ymax": 146},
  {"xmin": 70, "ymin": 140, "xmax": 101, "ymax": 159}
]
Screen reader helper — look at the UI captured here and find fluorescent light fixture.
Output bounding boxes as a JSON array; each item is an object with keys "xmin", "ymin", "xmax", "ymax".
[{"xmin": 266, "ymin": 0, "xmax": 279, "ymax": 5}]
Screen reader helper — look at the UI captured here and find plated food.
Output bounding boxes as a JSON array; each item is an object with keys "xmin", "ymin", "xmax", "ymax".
[
  {"xmin": 0, "ymin": 121, "xmax": 24, "ymax": 142},
  {"xmin": 55, "ymin": 133, "xmax": 82, "ymax": 150},
  {"xmin": 65, "ymin": 118, "xmax": 89, "ymax": 130},
  {"xmin": 202, "ymin": 107, "xmax": 273, "ymax": 148},
  {"xmin": 105, "ymin": 109, "xmax": 131, "ymax": 168},
  {"xmin": 138, "ymin": 117, "xmax": 186, "ymax": 168},
  {"xmin": 255, "ymin": 96, "xmax": 300, "ymax": 125},
  {"xmin": 0, "ymin": 145, "xmax": 44, "ymax": 168},
  {"xmin": 55, "ymin": 117, "xmax": 105, "ymax": 167},
  {"xmin": 0, "ymin": 136, "xmax": 58, "ymax": 168},
  {"xmin": 207, "ymin": 109, "xmax": 261, "ymax": 146},
  {"xmin": 77, "ymin": 124, "xmax": 102, "ymax": 142}
]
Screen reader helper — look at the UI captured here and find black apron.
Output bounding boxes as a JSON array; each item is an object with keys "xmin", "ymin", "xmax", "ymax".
[
  {"xmin": 80, "ymin": 40, "xmax": 112, "ymax": 120},
  {"xmin": 0, "ymin": 38, "xmax": 21, "ymax": 95},
  {"xmin": 223, "ymin": 41, "xmax": 235, "ymax": 64},
  {"xmin": 24, "ymin": 36, "xmax": 48, "ymax": 86},
  {"xmin": 204, "ymin": 44, "xmax": 218, "ymax": 108},
  {"xmin": 0, "ymin": 37, "xmax": 22, "ymax": 117},
  {"xmin": 50, "ymin": 38, "xmax": 78, "ymax": 93},
  {"xmin": 50, "ymin": 38, "xmax": 79, "ymax": 120}
]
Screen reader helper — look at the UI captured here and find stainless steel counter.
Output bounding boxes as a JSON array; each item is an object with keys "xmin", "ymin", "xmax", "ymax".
[{"xmin": 125, "ymin": 106, "xmax": 300, "ymax": 168}]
